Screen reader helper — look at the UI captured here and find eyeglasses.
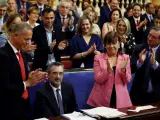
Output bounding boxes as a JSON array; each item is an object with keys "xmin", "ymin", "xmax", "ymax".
[{"xmin": 148, "ymin": 33, "xmax": 160, "ymax": 39}]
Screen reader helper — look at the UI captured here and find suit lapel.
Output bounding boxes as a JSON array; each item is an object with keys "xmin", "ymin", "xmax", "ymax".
[
  {"xmin": 45, "ymin": 82, "xmax": 60, "ymax": 114},
  {"xmin": 155, "ymin": 45, "xmax": 160, "ymax": 63}
]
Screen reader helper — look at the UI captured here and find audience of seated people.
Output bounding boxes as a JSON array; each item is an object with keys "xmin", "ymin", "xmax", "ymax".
[{"xmin": 1, "ymin": 0, "xmax": 160, "ymax": 118}]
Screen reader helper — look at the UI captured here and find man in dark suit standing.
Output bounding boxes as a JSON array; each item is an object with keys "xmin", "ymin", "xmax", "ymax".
[
  {"xmin": 130, "ymin": 26, "xmax": 160, "ymax": 105},
  {"xmin": 99, "ymin": 0, "xmax": 119, "ymax": 29},
  {"xmin": 0, "ymin": 22, "xmax": 47, "ymax": 120},
  {"xmin": 142, "ymin": 2, "xmax": 155, "ymax": 40},
  {"xmin": 34, "ymin": 62, "xmax": 77, "ymax": 118},
  {"xmin": 129, "ymin": 3, "xmax": 147, "ymax": 44},
  {"xmin": 32, "ymin": 8, "xmax": 65, "ymax": 71},
  {"xmin": 54, "ymin": 0, "xmax": 78, "ymax": 61}
]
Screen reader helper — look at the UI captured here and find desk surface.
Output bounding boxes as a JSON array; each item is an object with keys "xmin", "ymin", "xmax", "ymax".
[{"xmin": 48, "ymin": 102, "xmax": 160, "ymax": 120}]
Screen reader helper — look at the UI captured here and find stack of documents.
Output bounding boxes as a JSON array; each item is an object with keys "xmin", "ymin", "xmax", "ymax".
[
  {"xmin": 81, "ymin": 107, "xmax": 127, "ymax": 118},
  {"xmin": 62, "ymin": 111, "xmax": 96, "ymax": 120},
  {"xmin": 128, "ymin": 105, "xmax": 157, "ymax": 112}
]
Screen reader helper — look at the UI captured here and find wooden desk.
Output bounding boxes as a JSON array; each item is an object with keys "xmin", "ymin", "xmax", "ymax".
[{"xmin": 49, "ymin": 103, "xmax": 160, "ymax": 120}]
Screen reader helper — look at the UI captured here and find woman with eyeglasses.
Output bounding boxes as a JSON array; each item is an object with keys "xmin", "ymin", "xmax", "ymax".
[{"xmin": 87, "ymin": 31, "xmax": 132, "ymax": 108}]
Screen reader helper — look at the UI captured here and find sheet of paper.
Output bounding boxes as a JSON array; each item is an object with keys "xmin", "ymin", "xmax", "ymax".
[
  {"xmin": 128, "ymin": 105, "xmax": 157, "ymax": 112},
  {"xmin": 81, "ymin": 107, "xmax": 127, "ymax": 118},
  {"xmin": 62, "ymin": 111, "xmax": 96, "ymax": 120},
  {"xmin": 34, "ymin": 118, "xmax": 48, "ymax": 120}
]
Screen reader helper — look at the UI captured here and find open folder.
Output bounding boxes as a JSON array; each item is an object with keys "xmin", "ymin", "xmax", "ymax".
[
  {"xmin": 62, "ymin": 111, "xmax": 96, "ymax": 120},
  {"xmin": 81, "ymin": 107, "xmax": 127, "ymax": 119}
]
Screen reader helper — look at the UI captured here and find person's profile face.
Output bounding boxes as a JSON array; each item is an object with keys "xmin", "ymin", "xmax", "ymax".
[
  {"xmin": 14, "ymin": 29, "xmax": 32, "ymax": 50},
  {"xmin": 28, "ymin": 10, "xmax": 39, "ymax": 21},
  {"xmin": 48, "ymin": 66, "xmax": 64, "ymax": 88}
]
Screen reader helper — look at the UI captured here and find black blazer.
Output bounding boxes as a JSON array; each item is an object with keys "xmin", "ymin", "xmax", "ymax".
[
  {"xmin": 99, "ymin": 4, "xmax": 111, "ymax": 29},
  {"xmin": 34, "ymin": 81, "xmax": 77, "ymax": 118},
  {"xmin": 130, "ymin": 44, "xmax": 160, "ymax": 105},
  {"xmin": 129, "ymin": 16, "xmax": 146, "ymax": 44},
  {"xmin": 0, "ymin": 42, "xmax": 30, "ymax": 120},
  {"xmin": 32, "ymin": 24, "xmax": 56, "ymax": 70},
  {"xmin": 54, "ymin": 12, "xmax": 77, "ymax": 61}
]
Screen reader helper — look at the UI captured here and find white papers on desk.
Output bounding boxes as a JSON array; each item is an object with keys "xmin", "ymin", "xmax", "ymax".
[
  {"xmin": 34, "ymin": 118, "xmax": 48, "ymax": 120},
  {"xmin": 128, "ymin": 105, "xmax": 157, "ymax": 112},
  {"xmin": 81, "ymin": 107, "xmax": 127, "ymax": 118},
  {"xmin": 62, "ymin": 111, "xmax": 96, "ymax": 120}
]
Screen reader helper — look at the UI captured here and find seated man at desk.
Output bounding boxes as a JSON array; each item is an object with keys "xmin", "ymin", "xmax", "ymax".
[{"xmin": 34, "ymin": 62, "xmax": 78, "ymax": 118}]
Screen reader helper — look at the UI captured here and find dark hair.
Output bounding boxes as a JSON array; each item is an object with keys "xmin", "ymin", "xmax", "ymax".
[
  {"xmin": 104, "ymin": 31, "xmax": 122, "ymax": 54},
  {"xmin": 47, "ymin": 62, "xmax": 64, "ymax": 73},
  {"xmin": 145, "ymin": 2, "xmax": 152, "ymax": 9},
  {"xmin": 109, "ymin": 8, "xmax": 122, "ymax": 22},
  {"xmin": 133, "ymin": 3, "xmax": 142, "ymax": 10},
  {"xmin": 42, "ymin": 8, "xmax": 54, "ymax": 16},
  {"xmin": 76, "ymin": 15, "xmax": 92, "ymax": 35}
]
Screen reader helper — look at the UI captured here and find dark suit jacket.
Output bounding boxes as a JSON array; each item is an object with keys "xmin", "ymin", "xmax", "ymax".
[
  {"xmin": 54, "ymin": 12, "xmax": 77, "ymax": 61},
  {"xmin": 129, "ymin": 16, "xmax": 146, "ymax": 44},
  {"xmin": 142, "ymin": 13, "xmax": 155, "ymax": 40},
  {"xmin": 130, "ymin": 44, "xmax": 160, "ymax": 105},
  {"xmin": 99, "ymin": 4, "xmax": 110, "ymax": 29},
  {"xmin": 0, "ymin": 42, "xmax": 30, "ymax": 120},
  {"xmin": 32, "ymin": 24, "xmax": 56, "ymax": 70},
  {"xmin": 34, "ymin": 81, "xmax": 77, "ymax": 118}
]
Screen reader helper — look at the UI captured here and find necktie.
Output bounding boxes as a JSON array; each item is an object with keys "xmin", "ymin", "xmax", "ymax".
[
  {"xmin": 136, "ymin": 20, "xmax": 139, "ymax": 26},
  {"xmin": 56, "ymin": 89, "xmax": 64, "ymax": 115},
  {"xmin": 40, "ymin": 8, "xmax": 42, "ymax": 16},
  {"xmin": 149, "ymin": 15, "xmax": 153, "ymax": 22},
  {"xmin": 16, "ymin": 52, "xmax": 28, "ymax": 99},
  {"xmin": 143, "ymin": 49, "xmax": 151, "ymax": 92},
  {"xmin": 62, "ymin": 17, "xmax": 65, "ymax": 25}
]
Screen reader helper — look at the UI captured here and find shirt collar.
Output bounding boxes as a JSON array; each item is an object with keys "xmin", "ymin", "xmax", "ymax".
[
  {"xmin": 133, "ymin": 16, "xmax": 140, "ymax": 21},
  {"xmin": 50, "ymin": 82, "xmax": 61, "ymax": 91},
  {"xmin": 37, "ymin": 4, "xmax": 44, "ymax": 9},
  {"xmin": 59, "ymin": 14, "xmax": 67, "ymax": 19},
  {"xmin": 8, "ymin": 40, "xmax": 19, "ymax": 54}
]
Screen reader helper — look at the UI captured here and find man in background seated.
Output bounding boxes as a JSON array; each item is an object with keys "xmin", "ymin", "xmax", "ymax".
[
  {"xmin": 34, "ymin": 62, "xmax": 77, "ymax": 118},
  {"xmin": 130, "ymin": 26, "xmax": 160, "ymax": 105}
]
